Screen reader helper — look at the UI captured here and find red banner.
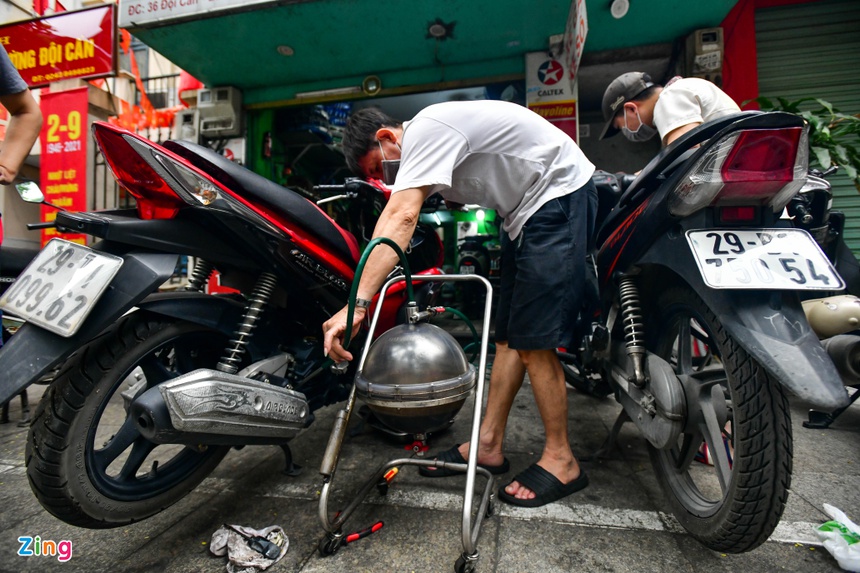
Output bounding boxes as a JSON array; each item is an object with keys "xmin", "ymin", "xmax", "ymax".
[
  {"xmin": 1, "ymin": 4, "xmax": 116, "ymax": 88},
  {"xmin": 39, "ymin": 87, "xmax": 88, "ymax": 246}
]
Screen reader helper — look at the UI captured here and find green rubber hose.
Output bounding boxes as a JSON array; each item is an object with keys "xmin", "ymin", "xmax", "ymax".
[{"xmin": 341, "ymin": 236, "xmax": 414, "ymax": 351}]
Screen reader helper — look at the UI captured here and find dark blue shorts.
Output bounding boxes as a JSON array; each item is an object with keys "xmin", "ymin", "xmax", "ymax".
[{"xmin": 494, "ymin": 180, "xmax": 598, "ymax": 350}]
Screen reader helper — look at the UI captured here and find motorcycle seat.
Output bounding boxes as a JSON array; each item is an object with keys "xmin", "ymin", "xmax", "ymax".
[{"xmin": 163, "ymin": 140, "xmax": 361, "ymax": 265}]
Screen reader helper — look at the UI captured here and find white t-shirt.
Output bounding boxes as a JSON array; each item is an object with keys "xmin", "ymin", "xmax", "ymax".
[
  {"xmin": 390, "ymin": 100, "xmax": 595, "ymax": 240},
  {"xmin": 653, "ymin": 77, "xmax": 741, "ymax": 141}
]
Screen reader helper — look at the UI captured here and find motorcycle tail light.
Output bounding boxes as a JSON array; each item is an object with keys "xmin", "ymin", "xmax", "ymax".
[
  {"xmin": 93, "ymin": 123, "xmax": 184, "ymax": 219},
  {"xmin": 668, "ymin": 133, "xmax": 738, "ymax": 217},
  {"xmin": 668, "ymin": 126, "xmax": 808, "ymax": 217},
  {"xmin": 151, "ymin": 153, "xmax": 221, "ymax": 206}
]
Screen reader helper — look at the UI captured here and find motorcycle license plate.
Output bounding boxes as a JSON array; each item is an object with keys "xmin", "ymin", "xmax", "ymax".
[
  {"xmin": 686, "ymin": 229, "xmax": 844, "ymax": 290},
  {"xmin": 0, "ymin": 239, "xmax": 123, "ymax": 337},
  {"xmin": 459, "ymin": 264, "xmax": 476, "ymax": 274}
]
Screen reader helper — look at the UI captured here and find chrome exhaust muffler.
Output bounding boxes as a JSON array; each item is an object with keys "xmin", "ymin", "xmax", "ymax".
[{"xmin": 130, "ymin": 368, "xmax": 310, "ymax": 445}]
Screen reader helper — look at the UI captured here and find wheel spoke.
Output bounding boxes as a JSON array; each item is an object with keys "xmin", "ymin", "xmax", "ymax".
[
  {"xmin": 138, "ymin": 352, "xmax": 174, "ymax": 386},
  {"xmin": 676, "ymin": 319, "xmax": 693, "ymax": 375},
  {"xmin": 173, "ymin": 340, "xmax": 208, "ymax": 374},
  {"xmin": 117, "ymin": 438, "xmax": 158, "ymax": 481},
  {"xmin": 674, "ymin": 431, "xmax": 704, "ymax": 474},
  {"xmin": 698, "ymin": 386, "xmax": 732, "ymax": 494},
  {"xmin": 91, "ymin": 417, "xmax": 140, "ymax": 473}
]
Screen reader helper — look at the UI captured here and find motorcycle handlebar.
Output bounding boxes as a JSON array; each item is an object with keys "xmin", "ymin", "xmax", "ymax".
[
  {"xmin": 313, "ymin": 179, "xmax": 380, "ymax": 195},
  {"xmin": 27, "ymin": 221, "xmax": 56, "ymax": 230}
]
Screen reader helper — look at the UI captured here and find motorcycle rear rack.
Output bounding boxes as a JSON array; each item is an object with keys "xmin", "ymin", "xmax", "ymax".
[{"xmin": 317, "ymin": 274, "xmax": 495, "ymax": 570}]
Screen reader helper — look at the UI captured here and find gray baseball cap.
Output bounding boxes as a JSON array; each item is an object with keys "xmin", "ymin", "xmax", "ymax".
[{"xmin": 599, "ymin": 72, "xmax": 655, "ymax": 139}]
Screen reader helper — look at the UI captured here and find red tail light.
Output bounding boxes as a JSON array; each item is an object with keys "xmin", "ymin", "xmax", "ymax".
[
  {"xmin": 92, "ymin": 123, "xmax": 184, "ymax": 219},
  {"xmin": 668, "ymin": 126, "xmax": 808, "ymax": 218},
  {"xmin": 719, "ymin": 128, "xmax": 802, "ymax": 199}
]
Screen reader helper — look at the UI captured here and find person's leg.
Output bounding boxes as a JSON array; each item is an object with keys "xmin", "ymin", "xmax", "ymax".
[
  {"xmin": 502, "ymin": 348, "xmax": 581, "ymax": 500},
  {"xmin": 454, "ymin": 340, "xmax": 525, "ymax": 467},
  {"xmin": 501, "ymin": 182, "xmax": 597, "ymax": 501},
  {"xmin": 429, "ymin": 227, "xmax": 525, "ymax": 468}
]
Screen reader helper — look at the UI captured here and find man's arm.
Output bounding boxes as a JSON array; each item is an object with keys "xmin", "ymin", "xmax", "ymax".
[
  {"xmin": 322, "ymin": 186, "xmax": 430, "ymax": 362},
  {"xmin": 0, "ymin": 89, "xmax": 42, "ymax": 184},
  {"xmin": 662, "ymin": 121, "xmax": 702, "ymax": 147}
]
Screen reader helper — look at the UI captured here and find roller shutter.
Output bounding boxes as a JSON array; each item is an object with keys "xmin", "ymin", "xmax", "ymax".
[{"xmin": 756, "ymin": 0, "xmax": 860, "ymax": 253}]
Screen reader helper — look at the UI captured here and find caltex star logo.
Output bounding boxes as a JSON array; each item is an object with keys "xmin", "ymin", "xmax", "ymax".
[{"xmin": 537, "ymin": 60, "xmax": 564, "ymax": 85}]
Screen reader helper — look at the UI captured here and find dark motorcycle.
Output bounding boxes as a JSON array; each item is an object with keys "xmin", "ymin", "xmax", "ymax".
[
  {"xmin": 0, "ymin": 122, "xmax": 442, "ymax": 529},
  {"xmin": 563, "ymin": 111, "xmax": 849, "ymax": 552}
]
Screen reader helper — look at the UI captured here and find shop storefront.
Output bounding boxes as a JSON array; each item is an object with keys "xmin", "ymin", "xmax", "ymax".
[{"xmin": 117, "ymin": 0, "xmax": 744, "ymax": 270}]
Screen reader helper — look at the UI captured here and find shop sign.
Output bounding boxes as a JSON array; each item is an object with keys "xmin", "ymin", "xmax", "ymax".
[
  {"xmin": 562, "ymin": 0, "xmax": 588, "ymax": 84},
  {"xmin": 1, "ymin": 4, "xmax": 116, "ymax": 89},
  {"xmin": 39, "ymin": 87, "xmax": 89, "ymax": 246},
  {"xmin": 525, "ymin": 51, "xmax": 579, "ymax": 142},
  {"xmin": 119, "ymin": 0, "xmax": 277, "ymax": 28}
]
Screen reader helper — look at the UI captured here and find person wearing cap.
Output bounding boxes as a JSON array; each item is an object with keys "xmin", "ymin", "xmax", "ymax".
[
  {"xmin": 599, "ymin": 72, "xmax": 740, "ymax": 147},
  {"xmin": 323, "ymin": 101, "xmax": 598, "ymax": 507}
]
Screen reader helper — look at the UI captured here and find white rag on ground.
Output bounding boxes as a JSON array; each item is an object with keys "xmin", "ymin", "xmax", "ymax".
[
  {"xmin": 210, "ymin": 524, "xmax": 289, "ymax": 573},
  {"xmin": 816, "ymin": 504, "xmax": 860, "ymax": 572}
]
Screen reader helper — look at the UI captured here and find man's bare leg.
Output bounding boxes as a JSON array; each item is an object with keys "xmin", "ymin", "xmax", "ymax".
[
  {"xmin": 453, "ymin": 341, "xmax": 525, "ymax": 467},
  {"xmin": 503, "ymin": 348, "xmax": 581, "ymax": 501}
]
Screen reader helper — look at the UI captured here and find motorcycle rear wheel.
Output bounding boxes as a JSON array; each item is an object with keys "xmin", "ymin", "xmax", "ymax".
[
  {"xmin": 647, "ymin": 286, "xmax": 793, "ymax": 553},
  {"xmin": 26, "ymin": 312, "xmax": 231, "ymax": 528}
]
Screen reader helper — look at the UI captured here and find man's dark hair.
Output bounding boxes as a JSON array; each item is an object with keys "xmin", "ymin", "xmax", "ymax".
[
  {"xmin": 630, "ymin": 85, "xmax": 660, "ymax": 104},
  {"xmin": 342, "ymin": 107, "xmax": 402, "ymax": 176}
]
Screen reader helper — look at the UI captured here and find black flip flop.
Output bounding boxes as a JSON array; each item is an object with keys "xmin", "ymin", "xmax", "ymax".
[
  {"xmin": 418, "ymin": 444, "xmax": 510, "ymax": 478},
  {"xmin": 498, "ymin": 463, "xmax": 588, "ymax": 507}
]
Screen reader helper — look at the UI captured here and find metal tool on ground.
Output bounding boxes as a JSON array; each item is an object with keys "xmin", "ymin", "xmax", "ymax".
[
  {"xmin": 223, "ymin": 523, "xmax": 282, "ymax": 560},
  {"xmin": 317, "ymin": 237, "xmax": 496, "ymax": 573}
]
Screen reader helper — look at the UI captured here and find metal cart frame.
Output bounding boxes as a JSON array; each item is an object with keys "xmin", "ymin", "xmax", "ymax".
[{"xmin": 318, "ymin": 273, "xmax": 495, "ymax": 573}]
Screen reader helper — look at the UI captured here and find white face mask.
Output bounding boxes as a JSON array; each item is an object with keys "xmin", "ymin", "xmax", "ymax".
[
  {"xmin": 377, "ymin": 139, "xmax": 401, "ymax": 185},
  {"xmin": 621, "ymin": 107, "xmax": 658, "ymax": 143}
]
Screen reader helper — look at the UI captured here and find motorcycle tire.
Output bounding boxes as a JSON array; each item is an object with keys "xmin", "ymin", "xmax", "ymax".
[
  {"xmin": 646, "ymin": 286, "xmax": 792, "ymax": 553},
  {"xmin": 25, "ymin": 311, "xmax": 231, "ymax": 528}
]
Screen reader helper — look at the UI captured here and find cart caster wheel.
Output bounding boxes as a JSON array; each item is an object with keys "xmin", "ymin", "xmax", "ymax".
[
  {"xmin": 376, "ymin": 481, "xmax": 389, "ymax": 496},
  {"xmin": 318, "ymin": 534, "xmax": 342, "ymax": 556},
  {"xmin": 454, "ymin": 554, "xmax": 478, "ymax": 573}
]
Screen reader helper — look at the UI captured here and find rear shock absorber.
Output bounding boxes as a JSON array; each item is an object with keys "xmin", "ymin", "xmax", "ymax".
[
  {"xmin": 217, "ymin": 272, "xmax": 277, "ymax": 374},
  {"xmin": 186, "ymin": 259, "xmax": 214, "ymax": 292},
  {"xmin": 618, "ymin": 276, "xmax": 647, "ymax": 388}
]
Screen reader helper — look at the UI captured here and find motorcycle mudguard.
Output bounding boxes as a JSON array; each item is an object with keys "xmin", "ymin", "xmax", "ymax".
[
  {"xmin": 638, "ymin": 233, "xmax": 849, "ymax": 411},
  {"xmin": 136, "ymin": 291, "xmax": 246, "ymax": 333},
  {"xmin": 0, "ymin": 251, "xmax": 178, "ymax": 405}
]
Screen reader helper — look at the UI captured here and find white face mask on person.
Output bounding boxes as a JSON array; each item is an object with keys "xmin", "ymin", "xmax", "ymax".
[
  {"xmin": 377, "ymin": 139, "xmax": 401, "ymax": 185},
  {"xmin": 621, "ymin": 107, "xmax": 658, "ymax": 143}
]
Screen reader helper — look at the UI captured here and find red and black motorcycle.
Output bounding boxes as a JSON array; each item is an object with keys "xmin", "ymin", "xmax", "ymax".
[{"xmin": 0, "ymin": 122, "xmax": 442, "ymax": 528}]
